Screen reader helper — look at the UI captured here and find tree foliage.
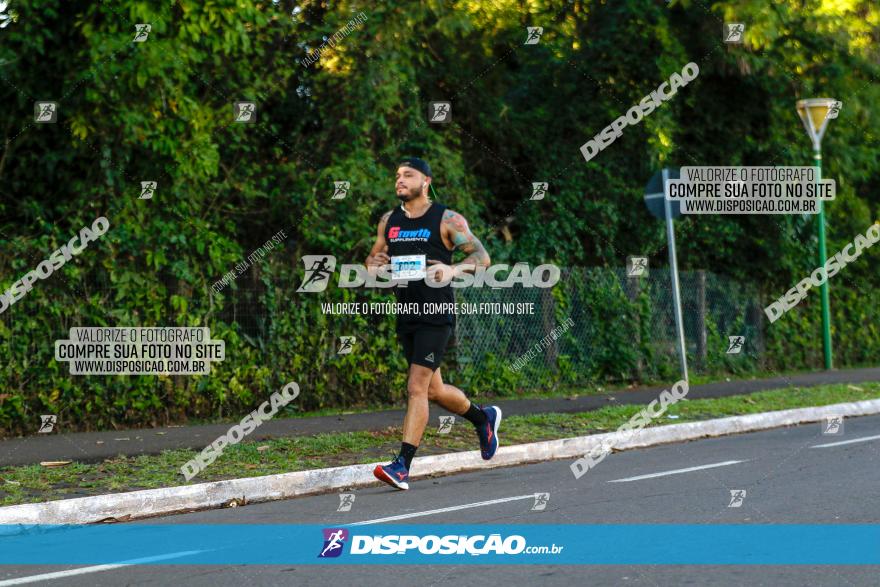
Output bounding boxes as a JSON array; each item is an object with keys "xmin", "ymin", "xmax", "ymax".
[{"xmin": 1, "ymin": 0, "xmax": 879, "ymax": 433}]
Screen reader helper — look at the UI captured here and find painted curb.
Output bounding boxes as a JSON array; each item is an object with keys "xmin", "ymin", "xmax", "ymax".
[{"xmin": 2, "ymin": 398, "xmax": 878, "ymax": 526}]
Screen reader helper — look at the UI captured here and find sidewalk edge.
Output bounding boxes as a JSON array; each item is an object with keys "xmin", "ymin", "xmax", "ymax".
[{"xmin": 2, "ymin": 398, "xmax": 877, "ymax": 526}]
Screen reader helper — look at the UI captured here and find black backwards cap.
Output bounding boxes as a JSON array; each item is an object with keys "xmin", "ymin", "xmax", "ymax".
[{"xmin": 397, "ymin": 157, "xmax": 432, "ymax": 178}]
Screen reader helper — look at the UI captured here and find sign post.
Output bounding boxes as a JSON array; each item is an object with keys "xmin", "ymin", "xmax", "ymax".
[{"xmin": 644, "ymin": 168, "xmax": 688, "ymax": 383}]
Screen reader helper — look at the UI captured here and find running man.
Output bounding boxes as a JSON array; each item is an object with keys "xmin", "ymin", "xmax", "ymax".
[
  {"xmin": 298, "ymin": 256, "xmax": 334, "ymax": 291},
  {"xmin": 320, "ymin": 529, "xmax": 346, "ymax": 557},
  {"xmin": 366, "ymin": 156, "xmax": 502, "ymax": 490}
]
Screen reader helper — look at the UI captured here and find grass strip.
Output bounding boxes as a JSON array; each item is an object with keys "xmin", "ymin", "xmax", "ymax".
[{"xmin": 1, "ymin": 381, "xmax": 877, "ymax": 507}]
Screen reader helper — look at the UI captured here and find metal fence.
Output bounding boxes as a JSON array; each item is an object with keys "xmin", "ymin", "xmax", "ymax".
[{"xmin": 449, "ymin": 267, "xmax": 765, "ymax": 387}]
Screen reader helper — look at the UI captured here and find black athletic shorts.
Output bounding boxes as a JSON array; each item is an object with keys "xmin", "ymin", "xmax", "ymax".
[{"xmin": 397, "ymin": 324, "xmax": 453, "ymax": 371}]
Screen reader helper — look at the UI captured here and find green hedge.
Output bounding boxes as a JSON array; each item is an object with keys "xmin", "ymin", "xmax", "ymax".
[{"xmin": 3, "ymin": 0, "xmax": 880, "ymax": 433}]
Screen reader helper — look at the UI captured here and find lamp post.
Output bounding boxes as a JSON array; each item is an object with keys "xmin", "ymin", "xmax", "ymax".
[{"xmin": 795, "ymin": 98, "xmax": 838, "ymax": 370}]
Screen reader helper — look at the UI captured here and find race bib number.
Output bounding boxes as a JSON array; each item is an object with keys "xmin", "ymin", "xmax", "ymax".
[{"xmin": 391, "ymin": 254, "xmax": 426, "ymax": 280}]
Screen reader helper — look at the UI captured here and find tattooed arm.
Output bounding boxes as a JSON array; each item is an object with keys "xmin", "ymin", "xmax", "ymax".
[
  {"xmin": 441, "ymin": 209, "xmax": 490, "ymax": 272},
  {"xmin": 365, "ymin": 210, "xmax": 392, "ymax": 275}
]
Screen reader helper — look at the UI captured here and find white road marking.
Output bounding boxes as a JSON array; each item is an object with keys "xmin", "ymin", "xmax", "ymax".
[
  {"xmin": 349, "ymin": 494, "xmax": 537, "ymax": 526},
  {"xmin": 0, "ymin": 550, "xmax": 207, "ymax": 586},
  {"xmin": 811, "ymin": 434, "xmax": 880, "ymax": 449},
  {"xmin": 607, "ymin": 460, "xmax": 746, "ymax": 483}
]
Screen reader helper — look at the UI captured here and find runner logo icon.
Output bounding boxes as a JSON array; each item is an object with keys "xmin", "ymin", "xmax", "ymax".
[
  {"xmin": 319, "ymin": 528, "xmax": 349, "ymax": 558},
  {"xmin": 297, "ymin": 255, "xmax": 337, "ymax": 293}
]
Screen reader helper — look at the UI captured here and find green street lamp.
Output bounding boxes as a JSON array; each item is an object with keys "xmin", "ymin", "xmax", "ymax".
[{"xmin": 796, "ymin": 98, "xmax": 838, "ymax": 370}]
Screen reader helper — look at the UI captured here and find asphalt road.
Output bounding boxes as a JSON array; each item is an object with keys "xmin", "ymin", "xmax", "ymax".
[{"xmin": 2, "ymin": 413, "xmax": 880, "ymax": 586}]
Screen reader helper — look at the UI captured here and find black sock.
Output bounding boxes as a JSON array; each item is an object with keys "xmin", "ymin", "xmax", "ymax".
[
  {"xmin": 398, "ymin": 442, "xmax": 418, "ymax": 469},
  {"xmin": 461, "ymin": 402, "xmax": 488, "ymax": 427}
]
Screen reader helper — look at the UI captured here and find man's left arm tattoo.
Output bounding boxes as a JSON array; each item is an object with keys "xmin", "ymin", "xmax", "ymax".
[{"xmin": 442, "ymin": 209, "xmax": 490, "ymax": 269}]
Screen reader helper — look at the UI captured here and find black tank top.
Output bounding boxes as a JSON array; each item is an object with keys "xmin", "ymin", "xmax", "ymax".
[{"xmin": 384, "ymin": 202, "xmax": 455, "ymax": 329}]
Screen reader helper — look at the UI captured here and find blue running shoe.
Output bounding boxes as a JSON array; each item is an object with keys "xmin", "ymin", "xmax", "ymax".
[
  {"xmin": 373, "ymin": 454, "xmax": 410, "ymax": 490},
  {"xmin": 476, "ymin": 405, "xmax": 502, "ymax": 460}
]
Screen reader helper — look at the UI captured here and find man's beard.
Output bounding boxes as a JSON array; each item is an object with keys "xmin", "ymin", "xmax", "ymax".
[{"xmin": 396, "ymin": 186, "xmax": 420, "ymax": 202}]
